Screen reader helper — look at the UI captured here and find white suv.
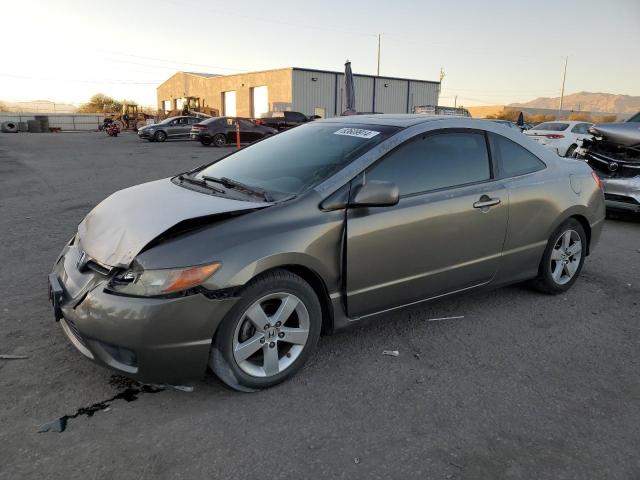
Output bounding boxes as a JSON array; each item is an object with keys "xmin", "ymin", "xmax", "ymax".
[{"xmin": 525, "ymin": 121, "xmax": 593, "ymax": 157}]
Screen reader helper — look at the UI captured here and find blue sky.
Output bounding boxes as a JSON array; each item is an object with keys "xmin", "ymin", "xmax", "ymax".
[{"xmin": 3, "ymin": 0, "xmax": 639, "ymax": 107}]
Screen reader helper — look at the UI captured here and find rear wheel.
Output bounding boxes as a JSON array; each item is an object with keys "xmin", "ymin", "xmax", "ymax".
[
  {"xmin": 154, "ymin": 130, "xmax": 167, "ymax": 142},
  {"xmin": 531, "ymin": 218, "xmax": 586, "ymax": 294},
  {"xmin": 213, "ymin": 133, "xmax": 226, "ymax": 147},
  {"xmin": 200, "ymin": 136, "xmax": 212, "ymax": 146},
  {"xmin": 210, "ymin": 269, "xmax": 321, "ymax": 390}
]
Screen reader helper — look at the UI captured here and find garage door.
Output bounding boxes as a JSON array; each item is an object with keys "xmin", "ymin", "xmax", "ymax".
[
  {"xmin": 252, "ymin": 86, "xmax": 268, "ymax": 119},
  {"xmin": 223, "ymin": 91, "xmax": 236, "ymax": 116}
]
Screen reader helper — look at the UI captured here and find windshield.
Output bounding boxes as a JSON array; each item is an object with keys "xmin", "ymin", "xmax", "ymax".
[
  {"xmin": 627, "ymin": 112, "xmax": 640, "ymax": 123},
  {"xmin": 531, "ymin": 122, "xmax": 569, "ymax": 131},
  {"xmin": 195, "ymin": 122, "xmax": 400, "ymax": 196}
]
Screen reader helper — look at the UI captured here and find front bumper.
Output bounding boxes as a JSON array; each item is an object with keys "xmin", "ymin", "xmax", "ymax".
[
  {"xmin": 137, "ymin": 129, "xmax": 155, "ymax": 139},
  {"xmin": 600, "ymin": 175, "xmax": 640, "ymax": 213},
  {"xmin": 49, "ymin": 245, "xmax": 238, "ymax": 383}
]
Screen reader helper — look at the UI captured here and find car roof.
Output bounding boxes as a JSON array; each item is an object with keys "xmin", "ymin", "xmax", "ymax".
[
  {"xmin": 536, "ymin": 120, "xmax": 591, "ymax": 125},
  {"xmin": 315, "ymin": 114, "xmax": 471, "ymax": 128}
]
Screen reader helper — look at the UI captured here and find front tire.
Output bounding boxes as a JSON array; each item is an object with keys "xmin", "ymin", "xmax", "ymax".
[
  {"xmin": 210, "ymin": 269, "xmax": 321, "ymax": 390},
  {"xmin": 200, "ymin": 136, "xmax": 212, "ymax": 146},
  {"xmin": 154, "ymin": 131, "xmax": 167, "ymax": 142},
  {"xmin": 565, "ymin": 145, "xmax": 577, "ymax": 157},
  {"xmin": 531, "ymin": 218, "xmax": 586, "ymax": 294},
  {"xmin": 212, "ymin": 133, "xmax": 226, "ymax": 147}
]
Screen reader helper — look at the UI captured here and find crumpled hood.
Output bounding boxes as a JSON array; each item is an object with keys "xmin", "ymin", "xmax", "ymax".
[
  {"xmin": 591, "ymin": 122, "xmax": 640, "ymax": 147},
  {"xmin": 77, "ymin": 178, "xmax": 268, "ymax": 268}
]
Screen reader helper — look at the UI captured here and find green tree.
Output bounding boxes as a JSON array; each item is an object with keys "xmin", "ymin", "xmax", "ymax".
[{"xmin": 78, "ymin": 93, "xmax": 122, "ymax": 113}]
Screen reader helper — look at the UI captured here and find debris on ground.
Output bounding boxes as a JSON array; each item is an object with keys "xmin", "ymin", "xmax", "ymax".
[
  {"xmin": 150, "ymin": 384, "xmax": 194, "ymax": 393},
  {"xmin": 382, "ymin": 350, "xmax": 400, "ymax": 357},
  {"xmin": 426, "ymin": 315, "xmax": 465, "ymax": 322},
  {"xmin": 0, "ymin": 354, "xmax": 29, "ymax": 360},
  {"xmin": 354, "ymin": 457, "xmax": 361, "ymax": 464},
  {"xmin": 414, "ymin": 353, "xmax": 421, "ymax": 360},
  {"xmin": 38, "ymin": 384, "xmax": 164, "ymax": 433}
]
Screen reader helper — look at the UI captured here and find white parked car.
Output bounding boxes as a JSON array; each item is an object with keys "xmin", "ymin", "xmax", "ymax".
[{"xmin": 525, "ymin": 121, "xmax": 593, "ymax": 157}]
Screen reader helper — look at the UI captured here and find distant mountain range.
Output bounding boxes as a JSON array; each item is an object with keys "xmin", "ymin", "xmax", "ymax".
[
  {"xmin": 0, "ymin": 100, "xmax": 77, "ymax": 113},
  {"xmin": 510, "ymin": 92, "xmax": 640, "ymax": 114}
]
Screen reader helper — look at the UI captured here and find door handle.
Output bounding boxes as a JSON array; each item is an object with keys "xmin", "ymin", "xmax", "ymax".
[{"xmin": 473, "ymin": 197, "xmax": 501, "ymax": 209}]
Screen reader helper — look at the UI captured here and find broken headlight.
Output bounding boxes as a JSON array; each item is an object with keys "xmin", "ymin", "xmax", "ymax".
[{"xmin": 107, "ymin": 262, "xmax": 221, "ymax": 297}]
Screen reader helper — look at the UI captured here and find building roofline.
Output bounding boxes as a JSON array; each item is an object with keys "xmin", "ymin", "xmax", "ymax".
[
  {"xmin": 292, "ymin": 67, "xmax": 440, "ymax": 85},
  {"xmin": 157, "ymin": 67, "xmax": 440, "ymax": 89}
]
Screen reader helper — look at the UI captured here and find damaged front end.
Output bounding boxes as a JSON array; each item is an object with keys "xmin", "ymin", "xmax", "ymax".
[
  {"xmin": 576, "ymin": 117, "xmax": 640, "ymax": 212},
  {"xmin": 48, "ymin": 178, "xmax": 271, "ymax": 382}
]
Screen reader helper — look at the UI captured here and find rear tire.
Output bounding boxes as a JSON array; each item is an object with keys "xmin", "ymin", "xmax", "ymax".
[
  {"xmin": 210, "ymin": 269, "xmax": 321, "ymax": 391},
  {"xmin": 531, "ymin": 218, "xmax": 587, "ymax": 294},
  {"xmin": 200, "ymin": 136, "xmax": 212, "ymax": 146},
  {"xmin": 154, "ymin": 130, "xmax": 167, "ymax": 142}
]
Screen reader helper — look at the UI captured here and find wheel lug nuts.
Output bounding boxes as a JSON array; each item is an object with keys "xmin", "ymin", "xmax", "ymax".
[
  {"xmin": 264, "ymin": 324, "xmax": 270, "ymax": 330},
  {"xmin": 275, "ymin": 321, "xmax": 281, "ymax": 327},
  {"xmin": 269, "ymin": 342, "xmax": 276, "ymax": 348},
  {"xmin": 260, "ymin": 337, "xmax": 265, "ymax": 344},
  {"xmin": 278, "ymin": 332, "xmax": 285, "ymax": 338},
  {"xmin": 286, "ymin": 353, "xmax": 291, "ymax": 358}
]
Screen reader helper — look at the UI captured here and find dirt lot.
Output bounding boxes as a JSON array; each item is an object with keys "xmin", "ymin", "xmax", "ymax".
[{"xmin": 1, "ymin": 132, "xmax": 639, "ymax": 479}]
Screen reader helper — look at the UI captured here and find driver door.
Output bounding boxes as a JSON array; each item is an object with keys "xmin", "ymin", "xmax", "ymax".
[{"xmin": 346, "ymin": 130, "xmax": 508, "ymax": 317}]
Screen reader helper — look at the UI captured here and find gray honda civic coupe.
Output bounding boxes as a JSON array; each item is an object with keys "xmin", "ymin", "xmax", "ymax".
[{"xmin": 49, "ymin": 115, "xmax": 605, "ymax": 391}]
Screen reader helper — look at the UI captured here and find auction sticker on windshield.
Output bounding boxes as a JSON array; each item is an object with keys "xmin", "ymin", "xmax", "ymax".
[{"xmin": 333, "ymin": 128, "xmax": 380, "ymax": 139}]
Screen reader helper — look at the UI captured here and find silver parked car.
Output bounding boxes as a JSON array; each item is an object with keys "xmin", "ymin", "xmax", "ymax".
[
  {"xmin": 49, "ymin": 115, "xmax": 605, "ymax": 391},
  {"xmin": 137, "ymin": 116, "xmax": 202, "ymax": 142}
]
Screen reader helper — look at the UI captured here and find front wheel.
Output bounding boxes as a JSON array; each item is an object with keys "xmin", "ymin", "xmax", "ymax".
[
  {"xmin": 212, "ymin": 133, "xmax": 226, "ymax": 147},
  {"xmin": 210, "ymin": 269, "xmax": 321, "ymax": 390},
  {"xmin": 200, "ymin": 136, "xmax": 212, "ymax": 146},
  {"xmin": 565, "ymin": 145, "xmax": 577, "ymax": 158},
  {"xmin": 154, "ymin": 130, "xmax": 167, "ymax": 142},
  {"xmin": 531, "ymin": 218, "xmax": 586, "ymax": 294}
]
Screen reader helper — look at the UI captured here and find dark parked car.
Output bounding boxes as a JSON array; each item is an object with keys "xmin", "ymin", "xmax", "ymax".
[
  {"xmin": 49, "ymin": 115, "xmax": 604, "ymax": 391},
  {"xmin": 190, "ymin": 117, "xmax": 277, "ymax": 147},
  {"xmin": 138, "ymin": 116, "xmax": 202, "ymax": 142},
  {"xmin": 257, "ymin": 111, "xmax": 312, "ymax": 130}
]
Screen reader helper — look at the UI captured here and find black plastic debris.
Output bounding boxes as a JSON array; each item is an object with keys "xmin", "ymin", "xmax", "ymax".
[{"xmin": 38, "ymin": 384, "xmax": 164, "ymax": 433}]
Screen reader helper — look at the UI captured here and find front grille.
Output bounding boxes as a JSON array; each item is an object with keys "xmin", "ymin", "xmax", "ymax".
[
  {"xmin": 605, "ymin": 194, "xmax": 639, "ymax": 205},
  {"xmin": 84, "ymin": 260, "xmax": 110, "ymax": 276}
]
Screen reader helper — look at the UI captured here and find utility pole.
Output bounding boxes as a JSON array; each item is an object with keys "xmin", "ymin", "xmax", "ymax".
[
  {"xmin": 454, "ymin": 96, "xmax": 458, "ymax": 108},
  {"xmin": 376, "ymin": 34, "xmax": 381, "ymax": 76},
  {"xmin": 558, "ymin": 56, "xmax": 568, "ymax": 118}
]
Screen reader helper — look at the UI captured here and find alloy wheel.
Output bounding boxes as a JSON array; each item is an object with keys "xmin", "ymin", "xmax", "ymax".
[
  {"xmin": 232, "ymin": 292, "xmax": 310, "ymax": 377},
  {"xmin": 550, "ymin": 229, "xmax": 582, "ymax": 285}
]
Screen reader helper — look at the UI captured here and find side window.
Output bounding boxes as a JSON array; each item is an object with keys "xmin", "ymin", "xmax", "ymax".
[
  {"xmin": 287, "ymin": 112, "xmax": 306, "ymax": 122},
  {"xmin": 489, "ymin": 132, "xmax": 545, "ymax": 178},
  {"xmin": 366, "ymin": 132, "xmax": 491, "ymax": 196},
  {"xmin": 571, "ymin": 123, "xmax": 586, "ymax": 134},
  {"xmin": 188, "ymin": 117, "xmax": 200, "ymax": 124},
  {"xmin": 226, "ymin": 118, "xmax": 236, "ymax": 127},
  {"xmin": 238, "ymin": 119, "xmax": 254, "ymax": 128}
]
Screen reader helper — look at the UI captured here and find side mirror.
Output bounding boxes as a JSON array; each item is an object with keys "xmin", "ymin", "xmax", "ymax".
[{"xmin": 350, "ymin": 181, "xmax": 399, "ymax": 208}]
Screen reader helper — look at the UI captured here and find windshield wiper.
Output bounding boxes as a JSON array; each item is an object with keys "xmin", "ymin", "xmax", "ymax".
[
  {"xmin": 177, "ymin": 174, "xmax": 225, "ymax": 194},
  {"xmin": 202, "ymin": 175, "xmax": 273, "ymax": 202}
]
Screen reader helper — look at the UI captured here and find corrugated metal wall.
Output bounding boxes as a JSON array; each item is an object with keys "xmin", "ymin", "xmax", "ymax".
[
  {"xmin": 408, "ymin": 81, "xmax": 439, "ymax": 113},
  {"xmin": 292, "ymin": 69, "xmax": 439, "ymax": 117},
  {"xmin": 0, "ymin": 113, "xmax": 104, "ymax": 131},
  {"xmin": 292, "ymin": 70, "xmax": 337, "ymax": 117}
]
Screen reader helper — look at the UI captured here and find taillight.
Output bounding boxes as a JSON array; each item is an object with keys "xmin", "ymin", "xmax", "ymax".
[
  {"xmin": 254, "ymin": 119, "xmax": 263, "ymax": 125},
  {"xmin": 193, "ymin": 124, "xmax": 205, "ymax": 130},
  {"xmin": 591, "ymin": 171, "xmax": 604, "ymax": 192},
  {"xmin": 545, "ymin": 134, "xmax": 565, "ymax": 139}
]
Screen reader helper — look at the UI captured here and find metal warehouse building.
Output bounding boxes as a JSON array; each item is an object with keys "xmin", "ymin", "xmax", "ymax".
[{"xmin": 157, "ymin": 67, "xmax": 440, "ymax": 118}]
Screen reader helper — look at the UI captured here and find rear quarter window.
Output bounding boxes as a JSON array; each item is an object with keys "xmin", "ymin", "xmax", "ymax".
[{"xmin": 489, "ymin": 132, "xmax": 546, "ymax": 178}]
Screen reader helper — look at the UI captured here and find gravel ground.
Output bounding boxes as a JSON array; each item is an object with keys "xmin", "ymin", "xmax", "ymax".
[{"xmin": 1, "ymin": 132, "xmax": 639, "ymax": 480}]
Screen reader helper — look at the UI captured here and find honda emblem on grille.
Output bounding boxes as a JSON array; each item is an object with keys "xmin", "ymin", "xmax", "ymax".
[
  {"xmin": 76, "ymin": 250, "xmax": 87, "ymax": 269},
  {"xmin": 608, "ymin": 162, "xmax": 619, "ymax": 172}
]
